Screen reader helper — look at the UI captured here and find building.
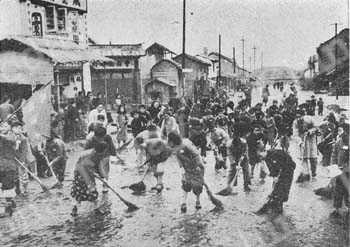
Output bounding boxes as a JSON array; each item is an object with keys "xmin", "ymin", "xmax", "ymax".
[
  {"xmin": 89, "ymin": 43, "xmax": 145, "ymax": 104},
  {"xmin": 315, "ymin": 28, "xmax": 349, "ymax": 92},
  {"xmin": 144, "ymin": 59, "xmax": 181, "ymax": 104},
  {"xmin": 173, "ymin": 53, "xmax": 211, "ymax": 101},
  {"xmin": 207, "ymin": 52, "xmax": 247, "ymax": 90},
  {"xmin": 139, "ymin": 42, "xmax": 177, "ymax": 103},
  {"xmin": 0, "ymin": 0, "xmax": 110, "ymax": 106}
]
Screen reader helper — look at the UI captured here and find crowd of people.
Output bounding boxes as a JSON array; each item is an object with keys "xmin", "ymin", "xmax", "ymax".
[{"xmin": 0, "ymin": 84, "xmax": 349, "ymax": 221}]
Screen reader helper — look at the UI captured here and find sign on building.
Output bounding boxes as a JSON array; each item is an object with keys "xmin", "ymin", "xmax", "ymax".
[{"xmin": 40, "ymin": 0, "xmax": 87, "ymax": 12}]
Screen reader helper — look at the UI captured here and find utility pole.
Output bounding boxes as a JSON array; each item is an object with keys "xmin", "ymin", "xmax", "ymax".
[
  {"xmin": 241, "ymin": 37, "xmax": 245, "ymax": 78},
  {"xmin": 252, "ymin": 46, "xmax": 257, "ymax": 72},
  {"xmin": 181, "ymin": 0, "xmax": 186, "ymax": 96},
  {"xmin": 261, "ymin": 51, "xmax": 263, "ymax": 70},
  {"xmin": 249, "ymin": 56, "xmax": 252, "ymax": 72},
  {"xmin": 232, "ymin": 46, "xmax": 236, "ymax": 73},
  {"xmin": 218, "ymin": 34, "xmax": 222, "ymax": 88}
]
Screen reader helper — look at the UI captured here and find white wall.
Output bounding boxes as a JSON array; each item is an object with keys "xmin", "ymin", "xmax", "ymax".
[
  {"xmin": 0, "ymin": 0, "xmax": 23, "ymax": 37},
  {"xmin": 0, "ymin": 50, "xmax": 53, "ymax": 84},
  {"xmin": 0, "ymin": 0, "xmax": 88, "ymax": 47}
]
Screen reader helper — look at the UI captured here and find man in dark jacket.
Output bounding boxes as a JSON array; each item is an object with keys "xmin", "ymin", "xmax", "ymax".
[
  {"xmin": 65, "ymin": 101, "xmax": 80, "ymax": 142},
  {"xmin": 256, "ymin": 148, "xmax": 296, "ymax": 216}
]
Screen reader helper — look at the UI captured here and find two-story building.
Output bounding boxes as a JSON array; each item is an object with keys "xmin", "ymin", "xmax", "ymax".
[
  {"xmin": 173, "ymin": 53, "xmax": 211, "ymax": 101},
  {"xmin": 88, "ymin": 43, "xmax": 145, "ymax": 104},
  {"xmin": 316, "ymin": 28, "xmax": 349, "ymax": 92},
  {"xmin": 0, "ymin": 0, "xmax": 110, "ymax": 105},
  {"xmin": 139, "ymin": 42, "xmax": 176, "ymax": 103},
  {"xmin": 207, "ymin": 52, "xmax": 247, "ymax": 90},
  {"xmin": 144, "ymin": 59, "xmax": 181, "ymax": 104}
]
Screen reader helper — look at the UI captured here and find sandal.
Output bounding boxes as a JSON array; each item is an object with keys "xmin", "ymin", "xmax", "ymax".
[{"xmin": 195, "ymin": 201, "xmax": 202, "ymax": 210}]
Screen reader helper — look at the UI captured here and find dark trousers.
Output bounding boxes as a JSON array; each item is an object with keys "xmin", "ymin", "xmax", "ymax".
[
  {"xmin": 333, "ymin": 174, "xmax": 350, "ymax": 209},
  {"xmin": 51, "ymin": 158, "xmax": 67, "ymax": 182},
  {"xmin": 228, "ymin": 159, "xmax": 250, "ymax": 187},
  {"xmin": 270, "ymin": 172, "xmax": 294, "ymax": 203},
  {"xmin": 318, "ymin": 108, "xmax": 323, "ymax": 116}
]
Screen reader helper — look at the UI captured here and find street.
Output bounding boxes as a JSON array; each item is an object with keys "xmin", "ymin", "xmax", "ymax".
[{"xmin": 0, "ymin": 90, "xmax": 348, "ymax": 247}]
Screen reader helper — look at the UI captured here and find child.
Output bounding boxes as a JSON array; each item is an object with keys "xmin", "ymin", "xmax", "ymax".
[
  {"xmin": 317, "ymin": 98, "xmax": 324, "ymax": 116},
  {"xmin": 168, "ymin": 132, "xmax": 205, "ymax": 212},
  {"xmin": 219, "ymin": 122, "xmax": 251, "ymax": 195},
  {"xmin": 256, "ymin": 148, "xmax": 296, "ymax": 216},
  {"xmin": 188, "ymin": 117, "xmax": 207, "ymax": 161},
  {"xmin": 14, "ymin": 121, "xmax": 36, "ymax": 195},
  {"xmin": 160, "ymin": 110, "xmax": 180, "ymax": 140},
  {"xmin": 330, "ymin": 163, "xmax": 349, "ymax": 218},
  {"xmin": 45, "ymin": 131, "xmax": 67, "ymax": 188},
  {"xmin": 131, "ymin": 111, "xmax": 145, "ymax": 138},
  {"xmin": 0, "ymin": 120, "xmax": 27, "ymax": 215},
  {"xmin": 85, "ymin": 126, "xmax": 116, "ymax": 186},
  {"xmin": 138, "ymin": 105, "xmax": 151, "ymax": 129},
  {"xmin": 140, "ymin": 136, "xmax": 172, "ymax": 193},
  {"xmin": 71, "ymin": 141, "xmax": 109, "ymax": 216},
  {"xmin": 210, "ymin": 121, "xmax": 229, "ymax": 171},
  {"xmin": 116, "ymin": 105, "xmax": 128, "ymax": 147},
  {"xmin": 133, "ymin": 124, "xmax": 162, "ymax": 165}
]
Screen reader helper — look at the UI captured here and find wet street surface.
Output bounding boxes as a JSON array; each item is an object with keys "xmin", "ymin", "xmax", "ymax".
[{"xmin": 0, "ymin": 90, "xmax": 349, "ymax": 247}]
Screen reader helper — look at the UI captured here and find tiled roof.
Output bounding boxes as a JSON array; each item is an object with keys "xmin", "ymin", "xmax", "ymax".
[
  {"xmin": 0, "ymin": 35, "xmax": 113, "ymax": 64},
  {"xmin": 89, "ymin": 43, "xmax": 145, "ymax": 57},
  {"xmin": 173, "ymin": 53, "xmax": 211, "ymax": 66}
]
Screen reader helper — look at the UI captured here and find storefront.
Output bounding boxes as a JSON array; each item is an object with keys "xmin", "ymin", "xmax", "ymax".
[{"xmin": 0, "ymin": 36, "xmax": 112, "ymax": 107}]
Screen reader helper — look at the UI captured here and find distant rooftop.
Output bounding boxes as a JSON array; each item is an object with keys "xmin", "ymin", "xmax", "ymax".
[{"xmin": 89, "ymin": 43, "xmax": 145, "ymax": 57}]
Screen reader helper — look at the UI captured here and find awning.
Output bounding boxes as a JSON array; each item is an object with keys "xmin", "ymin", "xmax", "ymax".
[
  {"xmin": 0, "ymin": 36, "xmax": 114, "ymax": 65},
  {"xmin": 145, "ymin": 78, "xmax": 177, "ymax": 87}
]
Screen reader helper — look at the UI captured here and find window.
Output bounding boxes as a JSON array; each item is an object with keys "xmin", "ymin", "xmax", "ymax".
[
  {"xmin": 57, "ymin": 8, "xmax": 67, "ymax": 32},
  {"xmin": 45, "ymin": 6, "xmax": 55, "ymax": 31},
  {"xmin": 117, "ymin": 60, "xmax": 122, "ymax": 66},
  {"xmin": 73, "ymin": 0, "xmax": 81, "ymax": 7},
  {"xmin": 125, "ymin": 60, "xmax": 130, "ymax": 67},
  {"xmin": 32, "ymin": 13, "xmax": 43, "ymax": 37}
]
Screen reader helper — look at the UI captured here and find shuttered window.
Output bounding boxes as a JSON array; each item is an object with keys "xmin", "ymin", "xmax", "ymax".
[{"xmin": 45, "ymin": 6, "xmax": 56, "ymax": 31}]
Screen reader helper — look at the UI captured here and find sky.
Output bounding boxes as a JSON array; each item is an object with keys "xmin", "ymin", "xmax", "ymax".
[{"xmin": 87, "ymin": 0, "xmax": 349, "ymax": 70}]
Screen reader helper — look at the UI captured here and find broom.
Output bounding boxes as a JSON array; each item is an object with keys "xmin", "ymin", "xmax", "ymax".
[
  {"xmin": 43, "ymin": 155, "xmax": 61, "ymax": 189},
  {"xmin": 125, "ymin": 160, "xmax": 151, "ymax": 193},
  {"xmin": 14, "ymin": 157, "xmax": 49, "ymax": 192},
  {"xmin": 94, "ymin": 175, "xmax": 139, "ymax": 211},
  {"xmin": 217, "ymin": 166, "xmax": 242, "ymax": 196},
  {"xmin": 204, "ymin": 182, "xmax": 223, "ymax": 209}
]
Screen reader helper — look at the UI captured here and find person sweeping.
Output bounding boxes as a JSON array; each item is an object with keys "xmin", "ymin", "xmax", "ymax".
[
  {"xmin": 255, "ymin": 146, "xmax": 296, "ymax": 216},
  {"xmin": 168, "ymin": 132, "xmax": 222, "ymax": 212}
]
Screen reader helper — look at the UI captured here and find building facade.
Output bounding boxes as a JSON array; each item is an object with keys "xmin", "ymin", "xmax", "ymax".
[
  {"xmin": 145, "ymin": 59, "xmax": 181, "ymax": 104},
  {"xmin": 207, "ymin": 52, "xmax": 247, "ymax": 90},
  {"xmin": 139, "ymin": 42, "xmax": 176, "ymax": 103},
  {"xmin": 0, "ymin": 0, "xmax": 110, "ymax": 106},
  {"xmin": 0, "ymin": 0, "xmax": 88, "ymax": 46},
  {"xmin": 173, "ymin": 53, "xmax": 210, "ymax": 101},
  {"xmin": 89, "ymin": 43, "xmax": 145, "ymax": 105},
  {"xmin": 316, "ymin": 28, "xmax": 349, "ymax": 92}
]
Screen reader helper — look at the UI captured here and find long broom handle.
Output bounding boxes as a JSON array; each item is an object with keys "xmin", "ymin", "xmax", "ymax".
[
  {"xmin": 0, "ymin": 80, "xmax": 53, "ymax": 126},
  {"xmin": 14, "ymin": 157, "xmax": 48, "ymax": 191},
  {"xmin": 94, "ymin": 175, "xmax": 138, "ymax": 208},
  {"xmin": 43, "ymin": 155, "xmax": 60, "ymax": 184}
]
